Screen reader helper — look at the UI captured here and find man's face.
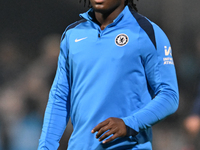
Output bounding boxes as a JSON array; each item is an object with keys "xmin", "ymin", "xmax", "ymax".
[{"xmin": 90, "ymin": 0, "xmax": 125, "ymax": 14}]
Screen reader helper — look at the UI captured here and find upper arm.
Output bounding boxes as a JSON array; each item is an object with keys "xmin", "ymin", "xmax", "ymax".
[
  {"xmin": 143, "ymin": 23, "xmax": 179, "ymax": 101},
  {"xmin": 141, "ymin": 23, "xmax": 179, "ymax": 119}
]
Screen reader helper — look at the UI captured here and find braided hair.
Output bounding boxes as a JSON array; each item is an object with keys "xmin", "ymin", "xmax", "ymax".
[
  {"xmin": 125, "ymin": 0, "xmax": 139, "ymax": 12},
  {"xmin": 79, "ymin": 0, "xmax": 139, "ymax": 12}
]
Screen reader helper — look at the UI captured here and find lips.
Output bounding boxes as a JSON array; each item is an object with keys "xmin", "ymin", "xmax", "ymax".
[{"xmin": 95, "ymin": 0, "xmax": 104, "ymax": 3}]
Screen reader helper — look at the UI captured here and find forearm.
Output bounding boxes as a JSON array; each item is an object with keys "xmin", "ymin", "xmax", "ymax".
[
  {"xmin": 122, "ymin": 89, "xmax": 179, "ymax": 133},
  {"xmin": 38, "ymin": 96, "xmax": 70, "ymax": 149}
]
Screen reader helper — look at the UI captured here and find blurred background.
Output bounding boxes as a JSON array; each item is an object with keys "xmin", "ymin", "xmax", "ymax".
[{"xmin": 0, "ymin": 0, "xmax": 200, "ymax": 150}]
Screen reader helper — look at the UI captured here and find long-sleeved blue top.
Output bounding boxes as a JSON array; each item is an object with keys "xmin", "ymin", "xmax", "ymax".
[{"xmin": 38, "ymin": 5, "xmax": 179, "ymax": 150}]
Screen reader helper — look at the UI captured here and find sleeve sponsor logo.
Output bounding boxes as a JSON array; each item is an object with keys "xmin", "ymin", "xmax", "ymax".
[
  {"xmin": 164, "ymin": 46, "xmax": 172, "ymax": 56},
  {"xmin": 163, "ymin": 46, "xmax": 174, "ymax": 65}
]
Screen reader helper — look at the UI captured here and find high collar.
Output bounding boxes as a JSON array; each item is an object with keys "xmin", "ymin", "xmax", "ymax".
[{"xmin": 79, "ymin": 5, "xmax": 131, "ymax": 26}]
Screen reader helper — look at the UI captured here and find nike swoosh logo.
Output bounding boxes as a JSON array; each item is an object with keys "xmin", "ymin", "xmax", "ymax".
[{"xmin": 75, "ymin": 37, "xmax": 87, "ymax": 42}]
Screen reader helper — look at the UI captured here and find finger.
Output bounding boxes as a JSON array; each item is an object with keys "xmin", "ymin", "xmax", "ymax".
[
  {"xmin": 98, "ymin": 127, "xmax": 117, "ymax": 141},
  {"xmin": 96, "ymin": 126, "xmax": 111, "ymax": 139},
  {"xmin": 91, "ymin": 119, "xmax": 109, "ymax": 133},
  {"xmin": 102, "ymin": 133, "xmax": 118, "ymax": 144}
]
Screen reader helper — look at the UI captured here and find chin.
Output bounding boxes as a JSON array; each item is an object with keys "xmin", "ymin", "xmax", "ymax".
[{"xmin": 93, "ymin": 5, "xmax": 109, "ymax": 13}]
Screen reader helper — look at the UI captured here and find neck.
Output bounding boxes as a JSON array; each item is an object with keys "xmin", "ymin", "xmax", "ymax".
[{"xmin": 94, "ymin": 5, "xmax": 125, "ymax": 30}]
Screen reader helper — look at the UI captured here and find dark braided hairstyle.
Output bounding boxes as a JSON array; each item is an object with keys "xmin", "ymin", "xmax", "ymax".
[
  {"xmin": 79, "ymin": 0, "xmax": 139, "ymax": 12},
  {"xmin": 125, "ymin": 0, "xmax": 139, "ymax": 12}
]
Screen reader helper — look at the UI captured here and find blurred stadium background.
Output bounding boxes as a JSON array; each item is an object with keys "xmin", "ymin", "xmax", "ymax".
[{"xmin": 0, "ymin": 0, "xmax": 200, "ymax": 149}]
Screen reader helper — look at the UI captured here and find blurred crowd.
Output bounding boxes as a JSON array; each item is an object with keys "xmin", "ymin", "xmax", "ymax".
[
  {"xmin": 0, "ymin": 0, "xmax": 200, "ymax": 150},
  {"xmin": 0, "ymin": 34, "xmax": 62, "ymax": 149}
]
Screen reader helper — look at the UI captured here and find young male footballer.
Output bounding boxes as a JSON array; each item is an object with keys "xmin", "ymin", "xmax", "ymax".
[{"xmin": 38, "ymin": 0, "xmax": 179, "ymax": 149}]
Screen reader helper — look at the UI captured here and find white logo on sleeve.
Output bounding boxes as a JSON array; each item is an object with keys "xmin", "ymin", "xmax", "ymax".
[
  {"xmin": 164, "ymin": 46, "xmax": 172, "ymax": 56},
  {"xmin": 163, "ymin": 46, "xmax": 174, "ymax": 65},
  {"xmin": 75, "ymin": 37, "xmax": 87, "ymax": 42}
]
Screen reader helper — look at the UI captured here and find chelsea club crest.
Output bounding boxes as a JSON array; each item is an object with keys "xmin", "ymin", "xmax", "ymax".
[{"xmin": 115, "ymin": 33, "xmax": 129, "ymax": 47}]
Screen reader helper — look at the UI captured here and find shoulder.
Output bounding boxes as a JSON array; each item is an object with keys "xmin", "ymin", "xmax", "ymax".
[
  {"xmin": 129, "ymin": 7, "xmax": 169, "ymax": 50},
  {"xmin": 61, "ymin": 18, "xmax": 87, "ymax": 41},
  {"xmin": 66, "ymin": 19, "xmax": 87, "ymax": 31},
  {"xmin": 128, "ymin": 8, "xmax": 157, "ymax": 49}
]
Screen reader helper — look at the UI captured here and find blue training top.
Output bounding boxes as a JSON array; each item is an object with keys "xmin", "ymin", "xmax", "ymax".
[{"xmin": 38, "ymin": 6, "xmax": 179, "ymax": 150}]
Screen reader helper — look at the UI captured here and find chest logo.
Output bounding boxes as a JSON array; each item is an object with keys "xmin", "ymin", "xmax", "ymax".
[
  {"xmin": 75, "ymin": 37, "xmax": 87, "ymax": 42},
  {"xmin": 115, "ymin": 34, "xmax": 129, "ymax": 47}
]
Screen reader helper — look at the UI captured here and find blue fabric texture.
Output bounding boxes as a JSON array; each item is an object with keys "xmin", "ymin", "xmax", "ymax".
[{"xmin": 38, "ymin": 6, "xmax": 179, "ymax": 150}]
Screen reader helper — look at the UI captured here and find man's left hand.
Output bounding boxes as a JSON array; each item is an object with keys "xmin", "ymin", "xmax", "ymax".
[{"xmin": 91, "ymin": 117, "xmax": 127, "ymax": 144}]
